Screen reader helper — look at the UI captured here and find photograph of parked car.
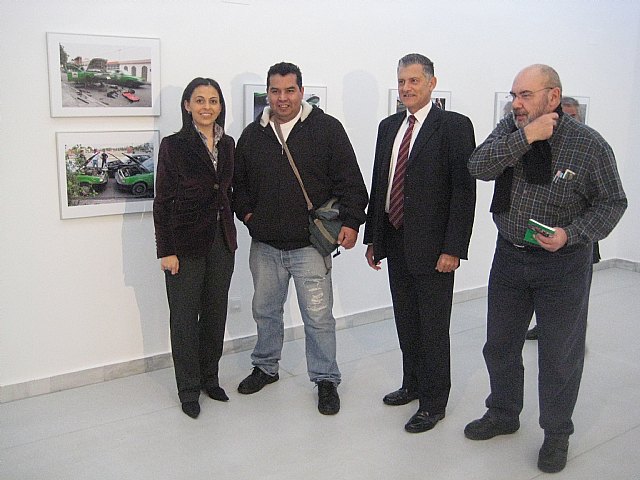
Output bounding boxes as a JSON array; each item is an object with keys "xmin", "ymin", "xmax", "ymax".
[
  {"xmin": 56, "ymin": 131, "xmax": 159, "ymax": 219},
  {"xmin": 47, "ymin": 33, "xmax": 160, "ymax": 117},
  {"xmin": 115, "ymin": 154, "xmax": 154, "ymax": 197}
]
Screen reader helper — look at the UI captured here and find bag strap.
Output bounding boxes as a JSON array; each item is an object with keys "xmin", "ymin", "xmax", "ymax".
[{"xmin": 272, "ymin": 120, "xmax": 314, "ymax": 211}]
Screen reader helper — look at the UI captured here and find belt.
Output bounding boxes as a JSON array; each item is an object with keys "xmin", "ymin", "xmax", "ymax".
[
  {"xmin": 499, "ymin": 234, "xmax": 543, "ymax": 252},
  {"xmin": 511, "ymin": 242, "xmax": 543, "ymax": 252},
  {"xmin": 501, "ymin": 235, "xmax": 586, "ymax": 255}
]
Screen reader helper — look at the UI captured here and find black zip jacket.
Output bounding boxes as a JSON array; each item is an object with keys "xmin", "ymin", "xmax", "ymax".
[{"xmin": 233, "ymin": 103, "xmax": 368, "ymax": 250}]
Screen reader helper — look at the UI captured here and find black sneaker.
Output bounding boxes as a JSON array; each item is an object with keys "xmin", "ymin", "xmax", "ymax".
[
  {"xmin": 538, "ymin": 434, "xmax": 569, "ymax": 473},
  {"xmin": 237, "ymin": 367, "xmax": 279, "ymax": 394},
  {"xmin": 464, "ymin": 412, "xmax": 519, "ymax": 440},
  {"xmin": 317, "ymin": 381, "xmax": 340, "ymax": 415}
]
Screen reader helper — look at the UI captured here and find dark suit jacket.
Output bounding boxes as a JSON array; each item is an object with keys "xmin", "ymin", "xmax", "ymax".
[
  {"xmin": 153, "ymin": 126, "xmax": 237, "ymax": 258},
  {"xmin": 363, "ymin": 107, "xmax": 476, "ymax": 273}
]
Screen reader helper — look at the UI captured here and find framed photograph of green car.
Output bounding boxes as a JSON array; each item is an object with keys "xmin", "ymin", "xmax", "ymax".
[
  {"xmin": 388, "ymin": 89, "xmax": 452, "ymax": 115},
  {"xmin": 47, "ymin": 33, "xmax": 160, "ymax": 117},
  {"xmin": 56, "ymin": 131, "xmax": 159, "ymax": 219},
  {"xmin": 243, "ymin": 84, "xmax": 327, "ymax": 126}
]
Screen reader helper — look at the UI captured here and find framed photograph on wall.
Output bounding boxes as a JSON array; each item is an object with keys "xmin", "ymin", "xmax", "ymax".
[
  {"xmin": 388, "ymin": 89, "xmax": 452, "ymax": 115},
  {"xmin": 47, "ymin": 32, "xmax": 160, "ymax": 117},
  {"xmin": 493, "ymin": 92, "xmax": 512, "ymax": 126},
  {"xmin": 243, "ymin": 84, "xmax": 327, "ymax": 126},
  {"xmin": 494, "ymin": 92, "xmax": 590, "ymax": 126},
  {"xmin": 56, "ymin": 130, "xmax": 159, "ymax": 219},
  {"xmin": 561, "ymin": 95, "xmax": 590, "ymax": 124}
]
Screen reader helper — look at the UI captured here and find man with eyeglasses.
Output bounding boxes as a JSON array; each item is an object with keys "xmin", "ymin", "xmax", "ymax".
[{"xmin": 465, "ymin": 64, "xmax": 626, "ymax": 473}]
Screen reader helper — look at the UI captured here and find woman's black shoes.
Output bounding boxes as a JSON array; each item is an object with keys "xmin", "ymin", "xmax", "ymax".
[
  {"xmin": 206, "ymin": 386, "xmax": 229, "ymax": 402},
  {"xmin": 181, "ymin": 401, "xmax": 200, "ymax": 419}
]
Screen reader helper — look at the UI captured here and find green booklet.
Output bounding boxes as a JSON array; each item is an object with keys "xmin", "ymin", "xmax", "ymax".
[{"xmin": 524, "ymin": 219, "xmax": 555, "ymax": 245}]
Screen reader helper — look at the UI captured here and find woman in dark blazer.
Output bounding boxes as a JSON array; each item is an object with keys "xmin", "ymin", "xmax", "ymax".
[{"xmin": 153, "ymin": 78, "xmax": 237, "ymax": 418}]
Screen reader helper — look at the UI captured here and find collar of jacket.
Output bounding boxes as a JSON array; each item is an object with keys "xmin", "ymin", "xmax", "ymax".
[{"xmin": 259, "ymin": 100, "xmax": 314, "ymax": 127}]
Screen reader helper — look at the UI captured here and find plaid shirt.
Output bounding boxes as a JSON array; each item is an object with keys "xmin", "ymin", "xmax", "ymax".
[{"xmin": 469, "ymin": 114, "xmax": 627, "ymax": 246}]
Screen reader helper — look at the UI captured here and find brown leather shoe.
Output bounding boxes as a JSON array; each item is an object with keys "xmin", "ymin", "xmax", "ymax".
[{"xmin": 383, "ymin": 388, "xmax": 419, "ymax": 406}]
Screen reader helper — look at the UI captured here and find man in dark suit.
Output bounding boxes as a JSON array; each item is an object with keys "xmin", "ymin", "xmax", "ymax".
[{"xmin": 364, "ymin": 53, "xmax": 476, "ymax": 433}]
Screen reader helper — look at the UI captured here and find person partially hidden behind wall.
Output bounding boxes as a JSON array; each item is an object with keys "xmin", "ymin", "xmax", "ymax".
[{"xmin": 465, "ymin": 64, "xmax": 626, "ymax": 473}]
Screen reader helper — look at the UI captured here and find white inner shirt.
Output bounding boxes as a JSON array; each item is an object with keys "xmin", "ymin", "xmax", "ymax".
[
  {"xmin": 271, "ymin": 107, "xmax": 303, "ymax": 143},
  {"xmin": 385, "ymin": 101, "xmax": 433, "ymax": 212}
]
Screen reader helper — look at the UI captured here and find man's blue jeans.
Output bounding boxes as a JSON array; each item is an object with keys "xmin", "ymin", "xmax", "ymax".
[{"xmin": 249, "ymin": 240, "xmax": 341, "ymax": 384}]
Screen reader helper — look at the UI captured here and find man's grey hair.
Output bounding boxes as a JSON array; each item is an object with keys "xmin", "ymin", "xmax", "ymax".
[
  {"xmin": 561, "ymin": 96, "xmax": 579, "ymax": 107},
  {"xmin": 398, "ymin": 53, "xmax": 434, "ymax": 78}
]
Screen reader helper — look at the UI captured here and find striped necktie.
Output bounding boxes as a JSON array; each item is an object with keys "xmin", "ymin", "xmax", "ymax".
[{"xmin": 388, "ymin": 115, "xmax": 416, "ymax": 229}]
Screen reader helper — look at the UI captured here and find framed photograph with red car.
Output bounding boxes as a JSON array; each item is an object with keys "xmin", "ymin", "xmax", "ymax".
[{"xmin": 47, "ymin": 32, "xmax": 160, "ymax": 117}]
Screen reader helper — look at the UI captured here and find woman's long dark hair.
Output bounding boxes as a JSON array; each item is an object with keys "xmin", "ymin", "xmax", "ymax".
[{"xmin": 179, "ymin": 77, "xmax": 226, "ymax": 133}]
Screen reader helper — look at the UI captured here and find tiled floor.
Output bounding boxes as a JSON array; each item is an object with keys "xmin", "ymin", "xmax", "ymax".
[{"xmin": 1, "ymin": 267, "xmax": 639, "ymax": 479}]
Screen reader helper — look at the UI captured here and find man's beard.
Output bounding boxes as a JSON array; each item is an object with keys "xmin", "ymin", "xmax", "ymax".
[{"xmin": 514, "ymin": 97, "xmax": 549, "ymax": 128}]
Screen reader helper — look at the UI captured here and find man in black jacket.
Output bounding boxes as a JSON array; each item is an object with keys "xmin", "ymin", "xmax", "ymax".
[
  {"xmin": 233, "ymin": 62, "xmax": 368, "ymax": 415},
  {"xmin": 364, "ymin": 54, "xmax": 476, "ymax": 433}
]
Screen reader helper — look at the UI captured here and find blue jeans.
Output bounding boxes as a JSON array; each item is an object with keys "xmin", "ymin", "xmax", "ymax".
[{"xmin": 249, "ymin": 240, "xmax": 340, "ymax": 384}]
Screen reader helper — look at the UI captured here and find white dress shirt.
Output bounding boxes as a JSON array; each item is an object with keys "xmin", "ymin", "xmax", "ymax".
[{"xmin": 385, "ymin": 101, "xmax": 433, "ymax": 212}]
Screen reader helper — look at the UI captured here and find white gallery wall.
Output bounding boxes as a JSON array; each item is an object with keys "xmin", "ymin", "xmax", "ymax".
[{"xmin": 1, "ymin": 0, "xmax": 639, "ymax": 389}]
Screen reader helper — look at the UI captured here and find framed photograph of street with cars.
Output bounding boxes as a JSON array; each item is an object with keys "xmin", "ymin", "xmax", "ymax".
[
  {"xmin": 56, "ymin": 130, "xmax": 159, "ymax": 219},
  {"xmin": 47, "ymin": 33, "xmax": 160, "ymax": 117}
]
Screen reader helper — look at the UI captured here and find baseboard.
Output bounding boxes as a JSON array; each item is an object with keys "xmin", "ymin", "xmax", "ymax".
[
  {"xmin": 2, "ymin": 259, "xmax": 636, "ymax": 403},
  {"xmin": 595, "ymin": 257, "xmax": 640, "ymax": 273}
]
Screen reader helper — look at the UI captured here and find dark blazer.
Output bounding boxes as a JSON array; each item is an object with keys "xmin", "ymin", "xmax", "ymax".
[
  {"xmin": 153, "ymin": 126, "xmax": 237, "ymax": 258},
  {"xmin": 363, "ymin": 106, "xmax": 476, "ymax": 272}
]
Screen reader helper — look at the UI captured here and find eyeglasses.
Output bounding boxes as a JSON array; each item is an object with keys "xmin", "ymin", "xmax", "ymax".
[{"xmin": 507, "ymin": 87, "xmax": 553, "ymax": 102}]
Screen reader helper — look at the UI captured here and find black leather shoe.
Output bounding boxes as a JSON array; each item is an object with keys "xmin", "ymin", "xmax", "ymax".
[
  {"xmin": 404, "ymin": 410, "xmax": 445, "ymax": 433},
  {"xmin": 238, "ymin": 367, "xmax": 279, "ymax": 394},
  {"xmin": 317, "ymin": 381, "xmax": 340, "ymax": 415},
  {"xmin": 383, "ymin": 388, "xmax": 419, "ymax": 406},
  {"xmin": 464, "ymin": 413, "xmax": 519, "ymax": 440},
  {"xmin": 181, "ymin": 401, "xmax": 200, "ymax": 419},
  {"xmin": 205, "ymin": 385, "xmax": 229, "ymax": 402},
  {"xmin": 538, "ymin": 435, "xmax": 569, "ymax": 473}
]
